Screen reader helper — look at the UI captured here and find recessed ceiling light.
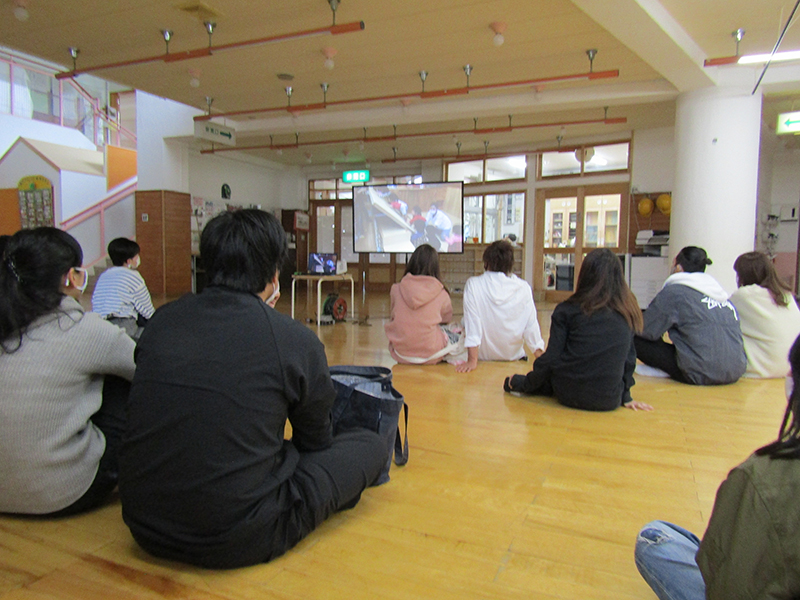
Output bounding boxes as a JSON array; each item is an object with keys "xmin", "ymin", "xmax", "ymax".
[{"xmin": 277, "ymin": 73, "xmax": 294, "ymax": 81}]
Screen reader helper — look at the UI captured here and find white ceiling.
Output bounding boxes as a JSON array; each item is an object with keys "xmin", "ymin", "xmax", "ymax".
[{"xmin": 2, "ymin": 0, "xmax": 799, "ymax": 165}]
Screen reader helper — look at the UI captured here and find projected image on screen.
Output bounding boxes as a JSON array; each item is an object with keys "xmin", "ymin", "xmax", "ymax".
[{"xmin": 353, "ymin": 182, "xmax": 464, "ymax": 253}]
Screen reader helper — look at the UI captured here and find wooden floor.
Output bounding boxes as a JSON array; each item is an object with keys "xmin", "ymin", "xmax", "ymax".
[{"xmin": 1, "ymin": 289, "xmax": 788, "ymax": 599}]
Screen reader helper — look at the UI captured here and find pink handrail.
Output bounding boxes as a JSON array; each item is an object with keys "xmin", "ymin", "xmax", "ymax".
[
  {"xmin": 61, "ymin": 176, "xmax": 138, "ymax": 268},
  {"xmin": 0, "ymin": 52, "xmax": 136, "ymax": 147},
  {"xmin": 61, "ymin": 176, "xmax": 138, "ymax": 231}
]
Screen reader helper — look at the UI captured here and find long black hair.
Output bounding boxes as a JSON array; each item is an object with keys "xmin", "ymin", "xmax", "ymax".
[
  {"xmin": 568, "ymin": 248, "xmax": 643, "ymax": 333},
  {"xmin": 757, "ymin": 333, "xmax": 800, "ymax": 459},
  {"xmin": 0, "ymin": 227, "xmax": 84, "ymax": 353}
]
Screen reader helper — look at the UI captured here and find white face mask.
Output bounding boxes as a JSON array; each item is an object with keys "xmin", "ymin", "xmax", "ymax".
[
  {"xmin": 786, "ymin": 375, "xmax": 794, "ymax": 401},
  {"xmin": 266, "ymin": 280, "xmax": 280, "ymax": 306},
  {"xmin": 128, "ymin": 255, "xmax": 141, "ymax": 269},
  {"xmin": 69, "ymin": 267, "xmax": 88, "ymax": 293}
]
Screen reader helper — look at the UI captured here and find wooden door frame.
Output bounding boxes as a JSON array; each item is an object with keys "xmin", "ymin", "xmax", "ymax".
[{"xmin": 534, "ymin": 183, "xmax": 629, "ymax": 302}]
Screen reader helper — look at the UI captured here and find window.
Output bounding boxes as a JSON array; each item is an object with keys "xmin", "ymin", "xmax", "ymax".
[
  {"xmin": 463, "ymin": 192, "xmax": 525, "ymax": 244},
  {"xmin": 539, "ymin": 142, "xmax": 630, "ymax": 179},
  {"xmin": 447, "ymin": 160, "xmax": 483, "ymax": 184},
  {"xmin": 447, "ymin": 155, "xmax": 527, "ymax": 184}
]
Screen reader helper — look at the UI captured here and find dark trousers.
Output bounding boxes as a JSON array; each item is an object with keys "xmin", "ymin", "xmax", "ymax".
[
  {"xmin": 633, "ymin": 336, "xmax": 690, "ymax": 383},
  {"xmin": 48, "ymin": 375, "xmax": 131, "ymax": 517},
  {"xmin": 267, "ymin": 429, "xmax": 387, "ymax": 561}
]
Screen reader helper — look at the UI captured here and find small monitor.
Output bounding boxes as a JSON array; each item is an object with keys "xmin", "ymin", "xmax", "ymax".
[{"xmin": 308, "ymin": 253, "xmax": 337, "ymax": 275}]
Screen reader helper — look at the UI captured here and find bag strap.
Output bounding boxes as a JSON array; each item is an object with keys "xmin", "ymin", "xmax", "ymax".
[{"xmin": 393, "ymin": 402, "xmax": 409, "ymax": 466}]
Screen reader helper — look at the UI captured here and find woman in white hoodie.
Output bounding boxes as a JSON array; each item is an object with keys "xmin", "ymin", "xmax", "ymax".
[
  {"xmin": 730, "ymin": 252, "xmax": 800, "ymax": 378},
  {"xmin": 634, "ymin": 246, "xmax": 746, "ymax": 385}
]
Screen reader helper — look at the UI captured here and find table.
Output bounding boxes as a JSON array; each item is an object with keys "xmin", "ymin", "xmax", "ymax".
[{"xmin": 291, "ymin": 273, "xmax": 355, "ymax": 326}]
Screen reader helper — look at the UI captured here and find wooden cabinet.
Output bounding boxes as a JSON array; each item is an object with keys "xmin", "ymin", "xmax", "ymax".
[{"xmin": 135, "ymin": 190, "xmax": 191, "ymax": 297}]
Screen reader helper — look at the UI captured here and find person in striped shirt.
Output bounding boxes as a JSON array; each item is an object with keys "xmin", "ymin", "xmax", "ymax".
[{"xmin": 92, "ymin": 238, "xmax": 154, "ymax": 340}]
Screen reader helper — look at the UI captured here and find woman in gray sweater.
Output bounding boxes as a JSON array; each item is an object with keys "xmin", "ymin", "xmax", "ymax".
[{"xmin": 0, "ymin": 228, "xmax": 135, "ymax": 515}]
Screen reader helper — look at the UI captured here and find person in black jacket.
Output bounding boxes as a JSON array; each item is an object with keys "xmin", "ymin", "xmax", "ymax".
[
  {"xmin": 119, "ymin": 209, "xmax": 387, "ymax": 569},
  {"xmin": 504, "ymin": 249, "xmax": 653, "ymax": 411}
]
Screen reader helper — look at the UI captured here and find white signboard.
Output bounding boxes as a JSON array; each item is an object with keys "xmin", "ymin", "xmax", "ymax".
[{"xmin": 194, "ymin": 121, "xmax": 236, "ymax": 146}]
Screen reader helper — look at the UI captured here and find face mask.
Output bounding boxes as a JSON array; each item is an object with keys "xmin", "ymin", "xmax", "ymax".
[
  {"xmin": 266, "ymin": 280, "xmax": 280, "ymax": 306},
  {"xmin": 75, "ymin": 267, "xmax": 89, "ymax": 293},
  {"xmin": 129, "ymin": 256, "xmax": 141, "ymax": 269},
  {"xmin": 786, "ymin": 375, "xmax": 794, "ymax": 401}
]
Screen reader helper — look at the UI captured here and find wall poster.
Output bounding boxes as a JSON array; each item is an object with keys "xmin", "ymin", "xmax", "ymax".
[{"xmin": 17, "ymin": 175, "xmax": 54, "ymax": 228}]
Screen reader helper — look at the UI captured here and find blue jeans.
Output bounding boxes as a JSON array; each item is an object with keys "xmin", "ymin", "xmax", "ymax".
[{"xmin": 634, "ymin": 521, "xmax": 706, "ymax": 600}]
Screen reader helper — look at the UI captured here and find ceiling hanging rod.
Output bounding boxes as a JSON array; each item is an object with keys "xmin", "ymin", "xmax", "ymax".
[
  {"xmin": 199, "ymin": 115, "xmax": 627, "ymax": 154},
  {"xmin": 55, "ymin": 20, "xmax": 365, "ymax": 79},
  {"xmin": 194, "ymin": 68, "xmax": 620, "ymax": 121}
]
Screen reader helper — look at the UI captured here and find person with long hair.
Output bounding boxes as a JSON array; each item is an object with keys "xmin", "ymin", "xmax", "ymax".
[
  {"xmin": 635, "ymin": 333, "xmax": 800, "ymax": 599},
  {"xmin": 634, "ymin": 246, "xmax": 746, "ymax": 384},
  {"xmin": 730, "ymin": 251, "xmax": 800, "ymax": 378},
  {"xmin": 504, "ymin": 249, "xmax": 651, "ymax": 411},
  {"xmin": 384, "ymin": 244, "xmax": 462, "ymax": 364},
  {"xmin": 456, "ymin": 239, "xmax": 545, "ymax": 373},
  {"xmin": 119, "ymin": 209, "xmax": 386, "ymax": 569},
  {"xmin": 0, "ymin": 228, "xmax": 135, "ymax": 516}
]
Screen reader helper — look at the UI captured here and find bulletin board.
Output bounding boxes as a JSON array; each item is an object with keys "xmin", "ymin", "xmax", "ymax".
[{"xmin": 18, "ymin": 175, "xmax": 54, "ymax": 228}]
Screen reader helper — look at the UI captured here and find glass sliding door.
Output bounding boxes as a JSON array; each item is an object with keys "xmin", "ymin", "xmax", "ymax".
[{"xmin": 535, "ymin": 184, "xmax": 628, "ymax": 300}]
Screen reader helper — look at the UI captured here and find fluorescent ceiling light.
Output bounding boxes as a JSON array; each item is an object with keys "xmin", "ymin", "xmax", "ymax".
[{"xmin": 738, "ymin": 50, "xmax": 800, "ymax": 64}]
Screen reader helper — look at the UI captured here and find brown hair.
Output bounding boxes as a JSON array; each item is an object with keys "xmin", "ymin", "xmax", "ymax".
[
  {"xmin": 483, "ymin": 240, "xmax": 514, "ymax": 275},
  {"xmin": 568, "ymin": 249, "xmax": 643, "ymax": 333},
  {"xmin": 405, "ymin": 244, "xmax": 442, "ymax": 281},
  {"xmin": 734, "ymin": 251, "xmax": 792, "ymax": 307}
]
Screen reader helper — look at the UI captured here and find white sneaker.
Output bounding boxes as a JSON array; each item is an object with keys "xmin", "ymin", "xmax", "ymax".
[{"xmin": 635, "ymin": 364, "xmax": 671, "ymax": 378}]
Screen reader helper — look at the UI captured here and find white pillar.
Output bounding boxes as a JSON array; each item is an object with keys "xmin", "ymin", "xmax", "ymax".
[{"xmin": 671, "ymin": 86, "xmax": 762, "ymax": 292}]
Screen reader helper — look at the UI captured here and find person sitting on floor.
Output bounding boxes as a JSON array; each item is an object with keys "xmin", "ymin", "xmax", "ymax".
[
  {"xmin": 384, "ymin": 244, "xmax": 463, "ymax": 365},
  {"xmin": 504, "ymin": 248, "xmax": 652, "ymax": 411},
  {"xmin": 635, "ymin": 332, "xmax": 800, "ymax": 600},
  {"xmin": 730, "ymin": 251, "xmax": 800, "ymax": 378},
  {"xmin": 634, "ymin": 246, "xmax": 746, "ymax": 385},
  {"xmin": 119, "ymin": 209, "xmax": 387, "ymax": 569},
  {"xmin": 91, "ymin": 237, "xmax": 155, "ymax": 340},
  {"xmin": 456, "ymin": 239, "xmax": 545, "ymax": 373},
  {"xmin": 0, "ymin": 228, "xmax": 135, "ymax": 516}
]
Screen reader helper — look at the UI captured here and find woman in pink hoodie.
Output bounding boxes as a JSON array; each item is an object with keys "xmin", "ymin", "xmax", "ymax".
[{"xmin": 385, "ymin": 244, "xmax": 458, "ymax": 365}]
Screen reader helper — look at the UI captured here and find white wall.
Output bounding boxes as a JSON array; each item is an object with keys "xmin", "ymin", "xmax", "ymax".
[
  {"xmin": 0, "ymin": 113, "xmax": 97, "ymax": 157},
  {"xmin": 631, "ymin": 126, "xmax": 675, "ymax": 193},
  {"xmin": 60, "ymin": 170, "xmax": 106, "ymax": 221},
  {"xmin": 770, "ymin": 148, "xmax": 800, "ymax": 254},
  {"xmin": 189, "ymin": 151, "xmax": 304, "ymax": 209},
  {"xmin": 135, "ymin": 91, "xmax": 200, "ymax": 192}
]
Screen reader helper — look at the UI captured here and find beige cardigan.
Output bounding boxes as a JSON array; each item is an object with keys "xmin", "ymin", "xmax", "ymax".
[{"xmin": 729, "ymin": 284, "xmax": 800, "ymax": 378}]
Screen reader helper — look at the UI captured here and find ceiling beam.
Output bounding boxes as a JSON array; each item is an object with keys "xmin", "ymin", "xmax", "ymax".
[
  {"xmin": 571, "ymin": 0, "xmax": 716, "ymax": 92},
  {"xmin": 229, "ymin": 80, "xmax": 677, "ymax": 137}
]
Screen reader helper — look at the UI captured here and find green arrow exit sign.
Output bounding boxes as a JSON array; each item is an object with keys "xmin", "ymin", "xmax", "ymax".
[
  {"xmin": 777, "ymin": 111, "xmax": 800, "ymax": 134},
  {"xmin": 343, "ymin": 170, "xmax": 370, "ymax": 184}
]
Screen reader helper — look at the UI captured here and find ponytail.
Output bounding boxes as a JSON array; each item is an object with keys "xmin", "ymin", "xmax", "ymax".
[{"xmin": 0, "ymin": 228, "xmax": 83, "ymax": 353}]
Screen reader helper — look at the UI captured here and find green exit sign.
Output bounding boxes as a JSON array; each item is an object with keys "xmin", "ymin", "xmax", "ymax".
[
  {"xmin": 343, "ymin": 170, "xmax": 370, "ymax": 184},
  {"xmin": 777, "ymin": 111, "xmax": 800, "ymax": 135}
]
